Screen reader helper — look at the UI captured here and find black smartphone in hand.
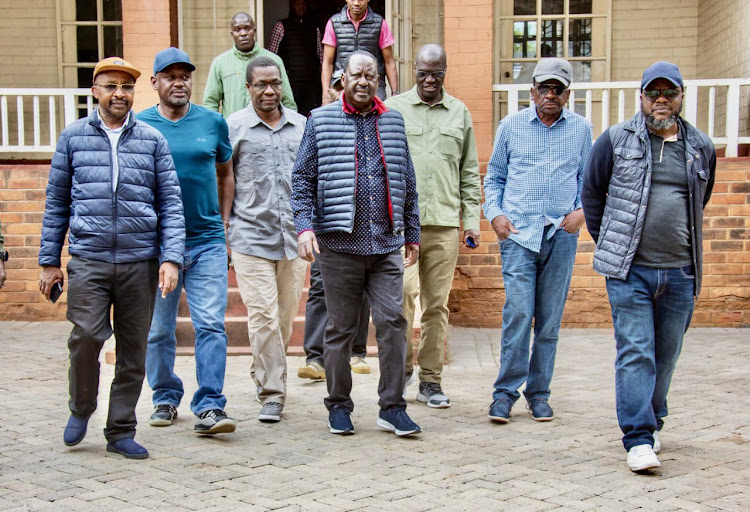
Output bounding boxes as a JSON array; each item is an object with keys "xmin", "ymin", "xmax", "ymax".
[{"xmin": 50, "ymin": 282, "xmax": 63, "ymax": 303}]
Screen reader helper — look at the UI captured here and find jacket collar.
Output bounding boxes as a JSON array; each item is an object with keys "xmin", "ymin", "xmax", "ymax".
[
  {"xmin": 341, "ymin": 6, "xmax": 373, "ymax": 27},
  {"xmin": 244, "ymin": 104, "xmax": 302, "ymax": 129},
  {"xmin": 626, "ymin": 111, "xmax": 706, "ymax": 150},
  {"xmin": 233, "ymin": 44, "xmax": 260, "ymax": 60},
  {"xmin": 341, "ymin": 94, "xmax": 388, "ymax": 116},
  {"xmin": 404, "ymin": 86, "xmax": 450, "ymax": 108}
]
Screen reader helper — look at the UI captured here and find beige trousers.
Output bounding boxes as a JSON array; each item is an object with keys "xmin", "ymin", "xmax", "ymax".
[
  {"xmin": 403, "ymin": 226, "xmax": 460, "ymax": 383},
  {"xmin": 232, "ymin": 251, "xmax": 307, "ymax": 405}
]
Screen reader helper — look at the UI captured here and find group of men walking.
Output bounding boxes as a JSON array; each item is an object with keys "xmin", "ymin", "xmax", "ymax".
[{"xmin": 32, "ymin": 0, "xmax": 714, "ymax": 474}]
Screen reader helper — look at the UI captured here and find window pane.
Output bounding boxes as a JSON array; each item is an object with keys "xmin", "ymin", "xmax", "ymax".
[
  {"xmin": 541, "ymin": 20, "xmax": 563, "ymax": 57},
  {"xmin": 78, "ymin": 67, "xmax": 94, "ymax": 88},
  {"xmin": 76, "ymin": 0, "xmax": 96, "ymax": 21},
  {"xmin": 513, "ymin": 0, "xmax": 535, "ymax": 15},
  {"xmin": 571, "ymin": 61, "xmax": 591, "ymax": 82},
  {"xmin": 569, "ymin": 18, "xmax": 592, "ymax": 57},
  {"xmin": 76, "ymin": 25, "xmax": 98, "ymax": 62},
  {"xmin": 103, "ymin": 26, "xmax": 124, "ymax": 58},
  {"xmin": 570, "ymin": 0, "xmax": 594, "ymax": 14},
  {"xmin": 513, "ymin": 21, "xmax": 537, "ymax": 58},
  {"xmin": 542, "ymin": 0, "xmax": 563, "ymax": 15},
  {"xmin": 103, "ymin": 0, "xmax": 123, "ymax": 21}
]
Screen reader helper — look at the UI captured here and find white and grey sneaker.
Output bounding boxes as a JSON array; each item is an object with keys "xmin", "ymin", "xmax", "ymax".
[
  {"xmin": 194, "ymin": 409, "xmax": 236, "ymax": 435},
  {"xmin": 402, "ymin": 370, "xmax": 417, "ymax": 399},
  {"xmin": 627, "ymin": 444, "xmax": 661, "ymax": 472},
  {"xmin": 416, "ymin": 382, "xmax": 451, "ymax": 408},
  {"xmin": 258, "ymin": 402, "xmax": 283, "ymax": 423}
]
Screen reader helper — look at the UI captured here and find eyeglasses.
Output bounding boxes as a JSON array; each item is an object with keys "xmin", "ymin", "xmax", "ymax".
[
  {"xmin": 250, "ymin": 81, "xmax": 283, "ymax": 91},
  {"xmin": 416, "ymin": 70, "xmax": 446, "ymax": 80},
  {"xmin": 643, "ymin": 88, "xmax": 681, "ymax": 101},
  {"xmin": 535, "ymin": 84, "xmax": 567, "ymax": 96},
  {"xmin": 94, "ymin": 83, "xmax": 136, "ymax": 93}
]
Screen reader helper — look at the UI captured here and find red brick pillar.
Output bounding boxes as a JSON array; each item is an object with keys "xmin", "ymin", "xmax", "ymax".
[{"xmin": 122, "ymin": 0, "xmax": 172, "ymax": 112}]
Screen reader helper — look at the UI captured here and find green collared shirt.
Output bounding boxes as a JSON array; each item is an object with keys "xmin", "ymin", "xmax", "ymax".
[
  {"xmin": 385, "ymin": 86, "xmax": 481, "ymax": 231},
  {"xmin": 203, "ymin": 45, "xmax": 297, "ymax": 118}
]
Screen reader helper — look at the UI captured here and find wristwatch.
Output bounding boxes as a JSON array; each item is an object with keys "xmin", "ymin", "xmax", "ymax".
[{"xmin": 0, "ymin": 250, "xmax": 8, "ymax": 262}]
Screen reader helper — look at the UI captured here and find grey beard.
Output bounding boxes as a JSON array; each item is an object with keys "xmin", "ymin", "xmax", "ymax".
[{"xmin": 646, "ymin": 114, "xmax": 677, "ymax": 131}]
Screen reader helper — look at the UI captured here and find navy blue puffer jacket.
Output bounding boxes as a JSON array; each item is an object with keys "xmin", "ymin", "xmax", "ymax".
[{"xmin": 39, "ymin": 110, "xmax": 185, "ymax": 267}]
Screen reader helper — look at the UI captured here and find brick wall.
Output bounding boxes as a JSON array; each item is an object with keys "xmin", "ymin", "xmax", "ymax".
[{"xmin": 2, "ymin": 160, "xmax": 748, "ymax": 326}]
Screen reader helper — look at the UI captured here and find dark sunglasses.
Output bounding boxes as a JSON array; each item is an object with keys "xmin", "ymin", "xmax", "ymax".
[
  {"xmin": 416, "ymin": 70, "xmax": 446, "ymax": 80},
  {"xmin": 643, "ymin": 88, "xmax": 681, "ymax": 101},
  {"xmin": 535, "ymin": 84, "xmax": 567, "ymax": 96}
]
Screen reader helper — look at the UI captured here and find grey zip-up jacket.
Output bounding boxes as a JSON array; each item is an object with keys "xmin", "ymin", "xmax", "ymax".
[{"xmin": 582, "ymin": 112, "xmax": 716, "ymax": 295}]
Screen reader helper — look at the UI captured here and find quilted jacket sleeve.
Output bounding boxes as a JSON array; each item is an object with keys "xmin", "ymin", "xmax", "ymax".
[
  {"xmin": 153, "ymin": 134, "xmax": 185, "ymax": 265},
  {"xmin": 39, "ymin": 133, "xmax": 73, "ymax": 267}
]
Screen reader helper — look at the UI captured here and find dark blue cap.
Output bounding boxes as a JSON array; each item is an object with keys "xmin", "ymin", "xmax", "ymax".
[
  {"xmin": 153, "ymin": 47, "xmax": 195, "ymax": 75},
  {"xmin": 641, "ymin": 61, "xmax": 683, "ymax": 90}
]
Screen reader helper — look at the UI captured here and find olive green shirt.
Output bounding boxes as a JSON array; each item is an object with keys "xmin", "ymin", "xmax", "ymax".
[
  {"xmin": 385, "ymin": 86, "xmax": 481, "ymax": 231},
  {"xmin": 203, "ymin": 46, "xmax": 297, "ymax": 118}
]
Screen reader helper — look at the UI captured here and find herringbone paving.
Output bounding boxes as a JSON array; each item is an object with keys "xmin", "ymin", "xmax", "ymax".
[{"xmin": 1, "ymin": 322, "xmax": 748, "ymax": 511}]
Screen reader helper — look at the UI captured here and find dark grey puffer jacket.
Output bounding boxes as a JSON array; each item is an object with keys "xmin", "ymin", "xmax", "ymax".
[
  {"xmin": 305, "ymin": 100, "xmax": 412, "ymax": 235},
  {"xmin": 39, "ymin": 110, "xmax": 185, "ymax": 267},
  {"xmin": 582, "ymin": 112, "xmax": 715, "ymax": 295}
]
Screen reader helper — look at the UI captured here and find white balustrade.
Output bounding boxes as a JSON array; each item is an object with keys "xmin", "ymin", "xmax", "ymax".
[
  {"xmin": 493, "ymin": 79, "xmax": 750, "ymax": 157},
  {"xmin": 0, "ymin": 88, "xmax": 93, "ymax": 153}
]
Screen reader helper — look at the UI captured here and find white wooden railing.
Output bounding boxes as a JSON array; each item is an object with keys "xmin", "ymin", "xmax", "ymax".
[
  {"xmin": 0, "ymin": 88, "xmax": 94, "ymax": 153},
  {"xmin": 493, "ymin": 79, "xmax": 750, "ymax": 157}
]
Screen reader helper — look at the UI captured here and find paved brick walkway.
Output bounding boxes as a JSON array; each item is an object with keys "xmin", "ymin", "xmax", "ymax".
[{"xmin": 1, "ymin": 321, "xmax": 749, "ymax": 511}]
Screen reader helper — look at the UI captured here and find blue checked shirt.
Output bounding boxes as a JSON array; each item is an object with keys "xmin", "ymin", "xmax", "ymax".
[{"xmin": 483, "ymin": 107, "xmax": 592, "ymax": 253}]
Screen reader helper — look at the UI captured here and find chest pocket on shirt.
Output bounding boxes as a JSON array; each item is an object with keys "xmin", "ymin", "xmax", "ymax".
[
  {"xmin": 405, "ymin": 126, "xmax": 423, "ymax": 136},
  {"xmin": 439, "ymin": 126, "xmax": 463, "ymax": 160},
  {"xmin": 236, "ymin": 139, "xmax": 267, "ymax": 186},
  {"xmin": 287, "ymin": 140, "xmax": 300, "ymax": 163}
]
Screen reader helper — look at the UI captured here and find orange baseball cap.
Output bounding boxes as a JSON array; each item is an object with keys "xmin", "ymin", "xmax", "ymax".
[{"xmin": 93, "ymin": 57, "xmax": 141, "ymax": 81}]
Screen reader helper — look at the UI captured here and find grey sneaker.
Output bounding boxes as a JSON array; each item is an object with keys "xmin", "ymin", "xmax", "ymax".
[
  {"xmin": 149, "ymin": 404, "xmax": 177, "ymax": 427},
  {"xmin": 417, "ymin": 382, "xmax": 451, "ymax": 408},
  {"xmin": 194, "ymin": 409, "xmax": 236, "ymax": 435},
  {"xmin": 258, "ymin": 402, "xmax": 283, "ymax": 423}
]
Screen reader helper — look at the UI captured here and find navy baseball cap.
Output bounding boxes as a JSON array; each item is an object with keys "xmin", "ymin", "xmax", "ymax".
[
  {"xmin": 641, "ymin": 61, "xmax": 683, "ymax": 90},
  {"xmin": 153, "ymin": 47, "xmax": 196, "ymax": 75}
]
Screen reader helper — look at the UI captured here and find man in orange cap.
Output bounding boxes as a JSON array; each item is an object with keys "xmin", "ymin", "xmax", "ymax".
[{"xmin": 39, "ymin": 56, "xmax": 185, "ymax": 459}]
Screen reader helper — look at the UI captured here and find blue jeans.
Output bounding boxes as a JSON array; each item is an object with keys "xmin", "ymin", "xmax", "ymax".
[
  {"xmin": 606, "ymin": 264, "xmax": 695, "ymax": 451},
  {"xmin": 146, "ymin": 242, "xmax": 229, "ymax": 415},
  {"xmin": 492, "ymin": 227, "xmax": 578, "ymax": 403}
]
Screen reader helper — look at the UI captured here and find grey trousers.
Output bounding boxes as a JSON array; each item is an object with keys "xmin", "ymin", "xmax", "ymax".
[
  {"xmin": 317, "ymin": 247, "xmax": 408, "ymax": 412},
  {"xmin": 303, "ymin": 259, "xmax": 369, "ymax": 364},
  {"xmin": 66, "ymin": 256, "xmax": 158, "ymax": 442}
]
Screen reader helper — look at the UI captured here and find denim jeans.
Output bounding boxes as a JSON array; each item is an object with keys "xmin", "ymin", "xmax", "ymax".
[
  {"xmin": 146, "ymin": 242, "xmax": 229, "ymax": 415},
  {"xmin": 606, "ymin": 264, "xmax": 695, "ymax": 451},
  {"xmin": 492, "ymin": 227, "xmax": 578, "ymax": 403}
]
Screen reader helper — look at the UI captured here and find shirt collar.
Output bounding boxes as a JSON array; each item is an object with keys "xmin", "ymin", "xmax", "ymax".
[
  {"xmin": 244, "ymin": 104, "xmax": 298, "ymax": 130},
  {"xmin": 405, "ymin": 86, "xmax": 450, "ymax": 108},
  {"xmin": 97, "ymin": 109, "xmax": 130, "ymax": 132},
  {"xmin": 233, "ymin": 44, "xmax": 259, "ymax": 59},
  {"xmin": 341, "ymin": 94, "xmax": 388, "ymax": 116},
  {"xmin": 346, "ymin": 7, "xmax": 371, "ymax": 29},
  {"xmin": 527, "ymin": 105, "xmax": 569, "ymax": 126}
]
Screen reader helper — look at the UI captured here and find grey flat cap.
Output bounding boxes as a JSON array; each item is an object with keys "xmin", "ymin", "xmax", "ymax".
[{"xmin": 532, "ymin": 58, "xmax": 573, "ymax": 87}]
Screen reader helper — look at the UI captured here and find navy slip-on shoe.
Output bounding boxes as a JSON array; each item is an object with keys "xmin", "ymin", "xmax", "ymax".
[
  {"xmin": 63, "ymin": 414, "xmax": 89, "ymax": 446},
  {"xmin": 106, "ymin": 438, "xmax": 149, "ymax": 459}
]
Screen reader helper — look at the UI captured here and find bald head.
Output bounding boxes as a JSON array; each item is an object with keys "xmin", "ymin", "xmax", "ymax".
[
  {"xmin": 415, "ymin": 44, "xmax": 447, "ymax": 105},
  {"xmin": 415, "ymin": 44, "xmax": 446, "ymax": 69},
  {"xmin": 231, "ymin": 12, "xmax": 256, "ymax": 52}
]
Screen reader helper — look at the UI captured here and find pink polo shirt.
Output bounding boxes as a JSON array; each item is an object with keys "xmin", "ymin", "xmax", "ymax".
[{"xmin": 322, "ymin": 9, "xmax": 395, "ymax": 49}]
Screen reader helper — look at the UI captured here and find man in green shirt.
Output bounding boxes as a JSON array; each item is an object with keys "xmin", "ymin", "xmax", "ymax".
[
  {"xmin": 385, "ymin": 44, "xmax": 481, "ymax": 409},
  {"xmin": 203, "ymin": 12, "xmax": 297, "ymax": 118}
]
